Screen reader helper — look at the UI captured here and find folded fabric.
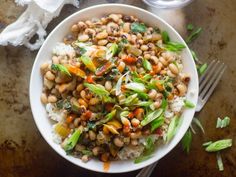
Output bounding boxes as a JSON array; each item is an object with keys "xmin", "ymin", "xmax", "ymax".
[{"xmin": 0, "ymin": 0, "xmax": 79, "ymax": 50}]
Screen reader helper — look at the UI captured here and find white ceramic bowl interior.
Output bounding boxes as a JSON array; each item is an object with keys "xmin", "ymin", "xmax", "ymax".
[{"xmin": 30, "ymin": 4, "xmax": 198, "ymax": 173}]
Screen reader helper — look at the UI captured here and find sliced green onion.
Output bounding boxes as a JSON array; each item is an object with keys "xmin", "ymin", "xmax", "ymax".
[
  {"xmin": 164, "ymin": 42, "xmax": 186, "ymax": 52},
  {"xmin": 135, "ymin": 101, "xmax": 153, "ymax": 107},
  {"xmin": 181, "ymin": 129, "xmax": 192, "ymax": 153},
  {"xmin": 63, "ymin": 129, "xmax": 82, "ymax": 152},
  {"xmin": 216, "ymin": 116, "xmax": 230, "ymax": 128},
  {"xmin": 192, "ymin": 117, "xmax": 205, "ymax": 134},
  {"xmin": 161, "ymin": 98, "xmax": 168, "ymax": 110},
  {"xmin": 161, "ymin": 31, "xmax": 170, "ymax": 43},
  {"xmin": 184, "ymin": 99, "xmax": 195, "ymax": 108},
  {"xmin": 186, "ymin": 27, "xmax": 202, "ymax": 44},
  {"xmin": 198, "ymin": 63, "xmax": 208, "ymax": 75},
  {"xmin": 134, "ymin": 155, "xmax": 152, "ymax": 164},
  {"xmin": 150, "ymin": 115, "xmax": 164, "ymax": 132},
  {"xmin": 202, "ymin": 141, "xmax": 213, "ymax": 147},
  {"xmin": 80, "ymin": 55, "xmax": 96, "ymax": 72},
  {"xmin": 141, "ymin": 109, "xmax": 163, "ymax": 126},
  {"xmin": 142, "ymin": 59, "xmax": 152, "ymax": 71},
  {"xmin": 166, "ymin": 116, "xmax": 179, "ymax": 142},
  {"xmin": 125, "ymin": 82, "xmax": 146, "ymax": 92},
  {"xmin": 96, "ymin": 109, "xmax": 117, "ymax": 125},
  {"xmin": 51, "ymin": 64, "xmax": 71, "ymax": 76},
  {"xmin": 205, "ymin": 139, "xmax": 232, "ymax": 152},
  {"xmin": 216, "ymin": 152, "xmax": 224, "ymax": 171},
  {"xmin": 115, "ymin": 72, "xmax": 129, "ymax": 96}
]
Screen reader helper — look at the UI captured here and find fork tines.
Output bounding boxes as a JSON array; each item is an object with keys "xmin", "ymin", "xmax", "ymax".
[{"xmin": 199, "ymin": 60, "xmax": 227, "ymax": 102}]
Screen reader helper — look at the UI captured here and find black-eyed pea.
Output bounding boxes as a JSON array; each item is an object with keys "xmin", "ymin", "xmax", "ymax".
[
  {"xmin": 75, "ymin": 144, "xmax": 85, "ymax": 151},
  {"xmin": 131, "ymin": 118, "xmax": 140, "ymax": 127},
  {"xmin": 48, "ymin": 95, "xmax": 57, "ymax": 103},
  {"xmin": 105, "ymin": 81, "xmax": 112, "ymax": 91},
  {"xmin": 89, "ymin": 97, "xmax": 99, "ymax": 105},
  {"xmin": 148, "ymin": 89, "xmax": 157, "ymax": 100},
  {"xmin": 144, "ymin": 53, "xmax": 151, "ymax": 59},
  {"xmin": 180, "ymin": 73, "xmax": 190, "ymax": 83},
  {"xmin": 76, "ymin": 84, "xmax": 84, "ymax": 92},
  {"xmin": 141, "ymin": 45, "xmax": 148, "ymax": 51},
  {"xmin": 96, "ymin": 31, "xmax": 108, "ymax": 40},
  {"xmin": 78, "ymin": 34, "xmax": 89, "ymax": 42},
  {"xmin": 123, "ymin": 22, "xmax": 130, "ymax": 33},
  {"xmin": 97, "ymin": 39, "xmax": 108, "ymax": 46},
  {"xmin": 177, "ymin": 84, "xmax": 187, "ymax": 96},
  {"xmin": 152, "ymin": 33, "xmax": 162, "ymax": 41},
  {"xmin": 40, "ymin": 93, "xmax": 48, "ymax": 104},
  {"xmin": 109, "ymin": 14, "xmax": 120, "ymax": 22},
  {"xmin": 43, "ymin": 77, "xmax": 54, "ymax": 90},
  {"xmin": 169, "ymin": 63, "xmax": 179, "ymax": 75},
  {"xmin": 150, "ymin": 56, "xmax": 159, "ymax": 64},
  {"xmin": 85, "ymin": 20, "xmax": 93, "ymax": 27},
  {"xmin": 131, "ymin": 139, "xmax": 138, "ymax": 146},
  {"xmin": 45, "ymin": 71, "xmax": 55, "ymax": 81},
  {"xmin": 167, "ymin": 70, "xmax": 177, "ymax": 78},
  {"xmin": 159, "ymin": 56, "xmax": 168, "ymax": 66},
  {"xmin": 73, "ymin": 118, "xmax": 81, "ymax": 127},
  {"xmin": 78, "ymin": 98, "xmax": 88, "ymax": 108},
  {"xmin": 40, "ymin": 62, "xmax": 49, "ymax": 74},
  {"xmin": 92, "ymin": 146, "xmax": 102, "ymax": 156},
  {"xmin": 81, "ymin": 155, "xmax": 89, "ymax": 163},
  {"xmin": 130, "ymin": 131, "xmax": 142, "ymax": 139},
  {"xmin": 71, "ymin": 24, "xmax": 79, "ymax": 33},
  {"xmin": 89, "ymin": 130, "xmax": 96, "ymax": 141},
  {"xmin": 80, "ymin": 90, "xmax": 86, "ymax": 100},
  {"xmin": 77, "ymin": 21, "xmax": 87, "ymax": 29},
  {"xmin": 154, "ymin": 100, "xmax": 162, "ymax": 109},
  {"xmin": 113, "ymin": 137, "xmax": 124, "ymax": 147}
]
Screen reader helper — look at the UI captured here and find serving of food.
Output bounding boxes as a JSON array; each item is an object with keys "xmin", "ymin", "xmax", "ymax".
[{"xmin": 30, "ymin": 4, "xmax": 198, "ymax": 173}]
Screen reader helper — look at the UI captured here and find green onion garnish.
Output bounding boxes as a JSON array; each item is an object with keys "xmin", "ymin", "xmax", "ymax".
[
  {"xmin": 216, "ymin": 117, "xmax": 230, "ymax": 128},
  {"xmin": 205, "ymin": 139, "xmax": 232, "ymax": 152}
]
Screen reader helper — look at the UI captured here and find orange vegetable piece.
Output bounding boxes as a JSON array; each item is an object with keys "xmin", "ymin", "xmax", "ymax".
[
  {"xmin": 123, "ymin": 56, "xmax": 137, "ymax": 65},
  {"xmin": 86, "ymin": 75, "xmax": 94, "ymax": 83},
  {"xmin": 105, "ymin": 103, "xmax": 114, "ymax": 112},
  {"xmin": 156, "ymin": 80, "xmax": 164, "ymax": 91},
  {"xmin": 134, "ymin": 108, "xmax": 144, "ymax": 117},
  {"xmin": 66, "ymin": 114, "xmax": 77, "ymax": 123},
  {"xmin": 66, "ymin": 65, "xmax": 86, "ymax": 78},
  {"xmin": 128, "ymin": 112, "xmax": 134, "ymax": 119}
]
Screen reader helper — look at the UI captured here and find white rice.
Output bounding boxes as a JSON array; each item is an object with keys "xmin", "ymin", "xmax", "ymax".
[
  {"xmin": 53, "ymin": 42, "xmax": 75, "ymax": 56},
  {"xmin": 117, "ymin": 145, "xmax": 145, "ymax": 160},
  {"xmin": 170, "ymin": 96, "xmax": 185, "ymax": 113},
  {"xmin": 46, "ymin": 103, "xmax": 65, "ymax": 122}
]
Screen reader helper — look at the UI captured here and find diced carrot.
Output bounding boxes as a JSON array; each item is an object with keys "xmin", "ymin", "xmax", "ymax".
[
  {"xmin": 95, "ymin": 62, "xmax": 112, "ymax": 76},
  {"xmin": 66, "ymin": 114, "xmax": 77, "ymax": 123},
  {"xmin": 83, "ymin": 110, "xmax": 92, "ymax": 119},
  {"xmin": 67, "ymin": 65, "xmax": 86, "ymax": 78},
  {"xmin": 134, "ymin": 108, "xmax": 144, "ymax": 117},
  {"xmin": 105, "ymin": 103, "xmax": 114, "ymax": 112},
  {"xmin": 86, "ymin": 75, "xmax": 94, "ymax": 83},
  {"xmin": 167, "ymin": 93, "xmax": 174, "ymax": 100},
  {"xmin": 156, "ymin": 81, "xmax": 164, "ymax": 91},
  {"xmin": 123, "ymin": 56, "xmax": 137, "ymax": 65},
  {"xmin": 128, "ymin": 112, "xmax": 134, "ymax": 119},
  {"xmin": 152, "ymin": 65, "xmax": 161, "ymax": 74}
]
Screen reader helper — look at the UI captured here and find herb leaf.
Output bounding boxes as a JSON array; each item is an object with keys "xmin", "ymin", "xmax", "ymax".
[
  {"xmin": 164, "ymin": 42, "xmax": 186, "ymax": 52},
  {"xmin": 51, "ymin": 64, "xmax": 71, "ymax": 76},
  {"xmin": 187, "ymin": 24, "xmax": 194, "ymax": 31},
  {"xmin": 186, "ymin": 27, "xmax": 202, "ymax": 44},
  {"xmin": 182, "ymin": 129, "xmax": 192, "ymax": 153},
  {"xmin": 131, "ymin": 22, "xmax": 147, "ymax": 33},
  {"xmin": 161, "ymin": 31, "xmax": 170, "ymax": 43},
  {"xmin": 205, "ymin": 139, "xmax": 232, "ymax": 152}
]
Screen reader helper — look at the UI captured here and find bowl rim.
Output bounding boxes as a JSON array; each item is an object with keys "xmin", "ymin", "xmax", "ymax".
[{"xmin": 29, "ymin": 3, "xmax": 199, "ymax": 173}]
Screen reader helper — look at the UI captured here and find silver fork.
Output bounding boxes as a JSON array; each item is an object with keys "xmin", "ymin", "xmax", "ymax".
[{"xmin": 136, "ymin": 60, "xmax": 227, "ymax": 177}]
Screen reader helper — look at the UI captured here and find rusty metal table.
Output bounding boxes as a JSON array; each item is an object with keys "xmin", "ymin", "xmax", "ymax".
[{"xmin": 0, "ymin": 0, "xmax": 235, "ymax": 177}]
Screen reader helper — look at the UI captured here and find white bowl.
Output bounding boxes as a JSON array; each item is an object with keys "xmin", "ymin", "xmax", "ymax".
[{"xmin": 30, "ymin": 4, "xmax": 198, "ymax": 173}]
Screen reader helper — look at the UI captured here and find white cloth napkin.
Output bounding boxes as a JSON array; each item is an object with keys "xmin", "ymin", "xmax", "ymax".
[{"xmin": 0, "ymin": 0, "xmax": 80, "ymax": 50}]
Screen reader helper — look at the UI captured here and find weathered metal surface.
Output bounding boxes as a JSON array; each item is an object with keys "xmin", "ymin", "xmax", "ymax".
[{"xmin": 0, "ymin": 0, "xmax": 235, "ymax": 177}]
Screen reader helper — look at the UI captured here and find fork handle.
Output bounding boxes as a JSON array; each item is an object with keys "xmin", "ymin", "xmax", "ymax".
[{"xmin": 136, "ymin": 161, "xmax": 158, "ymax": 177}]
